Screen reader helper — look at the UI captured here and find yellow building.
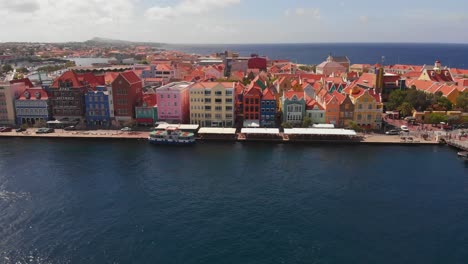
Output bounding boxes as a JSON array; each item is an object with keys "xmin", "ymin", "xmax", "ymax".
[
  {"xmin": 349, "ymin": 86, "xmax": 383, "ymax": 129},
  {"xmin": 189, "ymin": 82, "xmax": 235, "ymax": 127}
]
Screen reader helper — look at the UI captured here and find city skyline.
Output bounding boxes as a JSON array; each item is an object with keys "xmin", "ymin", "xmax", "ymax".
[{"xmin": 0, "ymin": 0, "xmax": 467, "ymax": 44}]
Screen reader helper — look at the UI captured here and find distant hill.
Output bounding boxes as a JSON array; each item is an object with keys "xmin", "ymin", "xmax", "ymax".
[{"xmin": 85, "ymin": 37, "xmax": 164, "ymax": 47}]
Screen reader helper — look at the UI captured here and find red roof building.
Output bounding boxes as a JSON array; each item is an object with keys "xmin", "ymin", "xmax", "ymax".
[{"xmin": 112, "ymin": 71, "xmax": 143, "ymax": 121}]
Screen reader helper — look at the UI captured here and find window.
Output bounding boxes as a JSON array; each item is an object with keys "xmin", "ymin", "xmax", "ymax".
[
  {"xmin": 226, "ymin": 106, "xmax": 233, "ymax": 111},
  {"xmin": 215, "ymin": 106, "xmax": 222, "ymax": 111},
  {"xmin": 215, "ymin": 91, "xmax": 222, "ymax": 96},
  {"xmin": 358, "ymin": 104, "xmax": 362, "ymax": 109},
  {"xmin": 205, "ymin": 91, "xmax": 211, "ymax": 96},
  {"xmin": 174, "ymin": 102, "xmax": 177, "ymax": 106},
  {"xmin": 357, "ymin": 114, "xmax": 362, "ymax": 120},
  {"xmin": 367, "ymin": 114, "xmax": 372, "ymax": 121},
  {"xmin": 205, "ymin": 98, "xmax": 211, "ymax": 103},
  {"xmin": 215, "ymin": 98, "xmax": 222, "ymax": 104},
  {"xmin": 226, "ymin": 90, "xmax": 233, "ymax": 96},
  {"xmin": 225, "ymin": 98, "xmax": 232, "ymax": 103},
  {"xmin": 205, "ymin": 106, "xmax": 211, "ymax": 110}
]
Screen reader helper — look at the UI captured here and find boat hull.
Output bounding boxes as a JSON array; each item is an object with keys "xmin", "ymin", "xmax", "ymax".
[{"xmin": 148, "ymin": 138, "xmax": 196, "ymax": 145}]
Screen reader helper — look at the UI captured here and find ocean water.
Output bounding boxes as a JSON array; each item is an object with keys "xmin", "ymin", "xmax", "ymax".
[
  {"xmin": 164, "ymin": 43, "xmax": 468, "ymax": 68},
  {"xmin": 0, "ymin": 139, "xmax": 467, "ymax": 264}
]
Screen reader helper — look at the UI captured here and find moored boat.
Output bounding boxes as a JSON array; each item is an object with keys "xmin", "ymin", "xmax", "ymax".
[{"xmin": 148, "ymin": 126, "xmax": 195, "ymax": 145}]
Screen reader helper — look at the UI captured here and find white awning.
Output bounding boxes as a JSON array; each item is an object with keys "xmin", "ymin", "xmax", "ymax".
[
  {"xmin": 241, "ymin": 128, "xmax": 280, "ymax": 134},
  {"xmin": 198, "ymin": 127, "xmax": 236, "ymax": 135},
  {"xmin": 283, "ymin": 128, "xmax": 357, "ymax": 136},
  {"xmin": 312, "ymin": 124, "xmax": 335, "ymax": 129},
  {"xmin": 156, "ymin": 124, "xmax": 200, "ymax": 130}
]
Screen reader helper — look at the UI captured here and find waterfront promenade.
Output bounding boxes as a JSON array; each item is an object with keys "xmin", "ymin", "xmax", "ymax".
[{"xmin": 0, "ymin": 129, "xmax": 441, "ymax": 145}]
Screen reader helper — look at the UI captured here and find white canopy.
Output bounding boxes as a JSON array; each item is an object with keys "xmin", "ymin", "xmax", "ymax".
[
  {"xmin": 312, "ymin": 124, "xmax": 335, "ymax": 129},
  {"xmin": 284, "ymin": 128, "xmax": 357, "ymax": 136},
  {"xmin": 198, "ymin": 127, "xmax": 236, "ymax": 135},
  {"xmin": 241, "ymin": 128, "xmax": 280, "ymax": 134},
  {"xmin": 156, "ymin": 124, "xmax": 200, "ymax": 130}
]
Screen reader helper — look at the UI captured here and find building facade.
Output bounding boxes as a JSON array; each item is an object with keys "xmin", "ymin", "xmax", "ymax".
[
  {"xmin": 243, "ymin": 84, "xmax": 263, "ymax": 125},
  {"xmin": 339, "ymin": 94, "xmax": 355, "ymax": 127},
  {"xmin": 85, "ymin": 86, "xmax": 111, "ymax": 127},
  {"xmin": 156, "ymin": 82, "xmax": 192, "ymax": 123},
  {"xmin": 189, "ymin": 82, "xmax": 235, "ymax": 127},
  {"xmin": 0, "ymin": 83, "xmax": 15, "ymax": 125},
  {"xmin": 306, "ymin": 100, "xmax": 325, "ymax": 124},
  {"xmin": 111, "ymin": 71, "xmax": 143, "ymax": 122},
  {"xmin": 135, "ymin": 93, "xmax": 158, "ymax": 126},
  {"xmin": 282, "ymin": 91, "xmax": 306, "ymax": 125},
  {"xmin": 15, "ymin": 88, "xmax": 51, "ymax": 125},
  {"xmin": 50, "ymin": 71, "xmax": 89, "ymax": 122},
  {"xmin": 260, "ymin": 88, "xmax": 277, "ymax": 127},
  {"xmin": 349, "ymin": 87, "xmax": 383, "ymax": 129}
]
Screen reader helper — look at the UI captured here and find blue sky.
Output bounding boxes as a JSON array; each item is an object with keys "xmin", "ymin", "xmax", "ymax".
[{"xmin": 0, "ymin": 0, "xmax": 467, "ymax": 43}]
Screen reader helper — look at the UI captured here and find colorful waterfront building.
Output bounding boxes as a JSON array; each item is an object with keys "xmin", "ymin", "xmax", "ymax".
[
  {"xmin": 260, "ymin": 87, "xmax": 277, "ymax": 127},
  {"xmin": 50, "ymin": 71, "xmax": 92, "ymax": 123},
  {"xmin": 156, "ymin": 82, "xmax": 193, "ymax": 124},
  {"xmin": 243, "ymin": 82, "xmax": 263, "ymax": 126},
  {"xmin": 135, "ymin": 93, "xmax": 158, "ymax": 126},
  {"xmin": 305, "ymin": 99, "xmax": 325, "ymax": 124},
  {"xmin": 111, "ymin": 71, "xmax": 143, "ymax": 123},
  {"xmin": 84, "ymin": 86, "xmax": 111, "ymax": 127},
  {"xmin": 348, "ymin": 86, "xmax": 383, "ymax": 129},
  {"xmin": 15, "ymin": 87, "xmax": 51, "ymax": 126},
  {"xmin": 189, "ymin": 82, "xmax": 235, "ymax": 127},
  {"xmin": 338, "ymin": 93, "xmax": 355, "ymax": 127},
  {"xmin": 282, "ymin": 90, "xmax": 306, "ymax": 126},
  {"xmin": 0, "ymin": 82, "xmax": 16, "ymax": 125}
]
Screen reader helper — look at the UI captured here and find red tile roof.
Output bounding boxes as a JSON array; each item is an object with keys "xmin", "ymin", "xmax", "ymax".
[
  {"xmin": 356, "ymin": 73, "xmax": 376, "ymax": 88},
  {"xmin": 143, "ymin": 93, "xmax": 157, "ymax": 107},
  {"xmin": 51, "ymin": 71, "xmax": 83, "ymax": 88},
  {"xmin": 425, "ymin": 69, "xmax": 454, "ymax": 83},
  {"xmin": 262, "ymin": 87, "xmax": 276, "ymax": 100},
  {"xmin": 284, "ymin": 90, "xmax": 304, "ymax": 100},
  {"xmin": 120, "ymin": 71, "xmax": 142, "ymax": 84},
  {"xmin": 18, "ymin": 87, "xmax": 49, "ymax": 100},
  {"xmin": 331, "ymin": 91, "xmax": 346, "ymax": 104},
  {"xmin": 306, "ymin": 99, "xmax": 324, "ymax": 110},
  {"xmin": 10, "ymin": 78, "xmax": 34, "ymax": 88}
]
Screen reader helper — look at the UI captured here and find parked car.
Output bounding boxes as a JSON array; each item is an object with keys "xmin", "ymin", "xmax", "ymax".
[
  {"xmin": 63, "ymin": 126, "xmax": 76, "ymax": 131},
  {"xmin": 36, "ymin": 128, "xmax": 55, "ymax": 134},
  {"xmin": 385, "ymin": 129, "xmax": 400, "ymax": 135},
  {"xmin": 15, "ymin": 127, "xmax": 26, "ymax": 132},
  {"xmin": 400, "ymin": 125, "xmax": 409, "ymax": 132},
  {"xmin": 121, "ymin": 127, "xmax": 132, "ymax": 132},
  {"xmin": 0, "ymin": 127, "xmax": 12, "ymax": 132}
]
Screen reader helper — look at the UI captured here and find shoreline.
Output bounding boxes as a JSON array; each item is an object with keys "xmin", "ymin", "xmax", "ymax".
[{"xmin": 0, "ymin": 130, "xmax": 442, "ymax": 146}]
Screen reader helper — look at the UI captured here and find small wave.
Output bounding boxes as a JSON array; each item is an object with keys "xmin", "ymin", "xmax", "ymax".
[
  {"xmin": 0, "ymin": 249, "xmax": 70, "ymax": 264},
  {"xmin": 0, "ymin": 191, "xmax": 30, "ymax": 203}
]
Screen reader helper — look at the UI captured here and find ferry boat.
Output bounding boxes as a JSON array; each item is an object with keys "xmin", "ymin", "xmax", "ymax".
[{"xmin": 148, "ymin": 127, "xmax": 196, "ymax": 145}]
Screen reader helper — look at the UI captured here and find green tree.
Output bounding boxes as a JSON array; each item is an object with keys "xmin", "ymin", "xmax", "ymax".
[
  {"xmin": 428, "ymin": 113, "xmax": 448, "ymax": 124},
  {"xmin": 347, "ymin": 121, "xmax": 362, "ymax": 132},
  {"xmin": 456, "ymin": 91, "xmax": 468, "ymax": 112},
  {"xmin": 281, "ymin": 122, "xmax": 293, "ymax": 129},
  {"xmin": 16, "ymin": 67, "xmax": 29, "ymax": 74},
  {"xmin": 387, "ymin": 89, "xmax": 407, "ymax": 110},
  {"xmin": 397, "ymin": 102, "xmax": 414, "ymax": 117},
  {"xmin": 2, "ymin": 64, "xmax": 13, "ymax": 73},
  {"xmin": 302, "ymin": 117, "xmax": 312, "ymax": 128},
  {"xmin": 435, "ymin": 96, "xmax": 453, "ymax": 111},
  {"xmin": 298, "ymin": 65, "xmax": 316, "ymax": 72}
]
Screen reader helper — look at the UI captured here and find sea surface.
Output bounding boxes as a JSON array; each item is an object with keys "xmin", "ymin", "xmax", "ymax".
[
  {"xmin": 164, "ymin": 43, "xmax": 468, "ymax": 68},
  {"xmin": 0, "ymin": 138, "xmax": 467, "ymax": 264}
]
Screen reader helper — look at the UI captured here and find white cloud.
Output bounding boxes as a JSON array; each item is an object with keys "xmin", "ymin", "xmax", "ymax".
[
  {"xmin": 285, "ymin": 7, "xmax": 320, "ymax": 19},
  {"xmin": 145, "ymin": 0, "xmax": 241, "ymax": 20},
  {"xmin": 0, "ymin": 0, "xmax": 40, "ymax": 13}
]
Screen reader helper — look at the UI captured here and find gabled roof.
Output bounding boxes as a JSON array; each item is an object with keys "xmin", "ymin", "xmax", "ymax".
[
  {"xmin": 104, "ymin": 72, "xmax": 119, "ymax": 84},
  {"xmin": 120, "ymin": 71, "xmax": 142, "ymax": 85},
  {"xmin": 51, "ymin": 71, "xmax": 83, "ymax": 88},
  {"xmin": 10, "ymin": 78, "xmax": 34, "ymax": 88},
  {"xmin": 306, "ymin": 99, "xmax": 324, "ymax": 110},
  {"xmin": 438, "ymin": 85, "xmax": 458, "ymax": 97},
  {"xmin": 356, "ymin": 73, "xmax": 376, "ymax": 88},
  {"xmin": 262, "ymin": 87, "xmax": 276, "ymax": 101},
  {"xmin": 425, "ymin": 69, "xmax": 454, "ymax": 83},
  {"xmin": 284, "ymin": 90, "xmax": 304, "ymax": 100},
  {"xmin": 331, "ymin": 91, "xmax": 346, "ymax": 104},
  {"xmin": 18, "ymin": 87, "xmax": 49, "ymax": 100}
]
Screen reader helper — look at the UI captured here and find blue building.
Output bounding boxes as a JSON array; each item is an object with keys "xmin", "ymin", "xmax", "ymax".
[
  {"xmin": 15, "ymin": 88, "xmax": 52, "ymax": 125},
  {"xmin": 85, "ymin": 86, "xmax": 111, "ymax": 127},
  {"xmin": 260, "ymin": 88, "xmax": 277, "ymax": 127}
]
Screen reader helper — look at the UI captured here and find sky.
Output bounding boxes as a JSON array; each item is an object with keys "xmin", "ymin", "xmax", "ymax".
[{"xmin": 0, "ymin": 0, "xmax": 467, "ymax": 44}]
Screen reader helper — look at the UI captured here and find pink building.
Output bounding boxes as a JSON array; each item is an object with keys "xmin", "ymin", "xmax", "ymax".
[{"xmin": 156, "ymin": 82, "xmax": 193, "ymax": 123}]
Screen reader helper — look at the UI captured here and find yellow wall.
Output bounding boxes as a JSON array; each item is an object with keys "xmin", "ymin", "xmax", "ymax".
[
  {"xmin": 351, "ymin": 91, "xmax": 383, "ymax": 129},
  {"xmin": 189, "ymin": 83, "xmax": 235, "ymax": 127}
]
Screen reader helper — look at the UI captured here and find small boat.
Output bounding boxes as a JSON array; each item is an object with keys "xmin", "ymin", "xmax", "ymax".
[
  {"xmin": 457, "ymin": 151, "xmax": 468, "ymax": 161},
  {"xmin": 148, "ymin": 126, "xmax": 195, "ymax": 145}
]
